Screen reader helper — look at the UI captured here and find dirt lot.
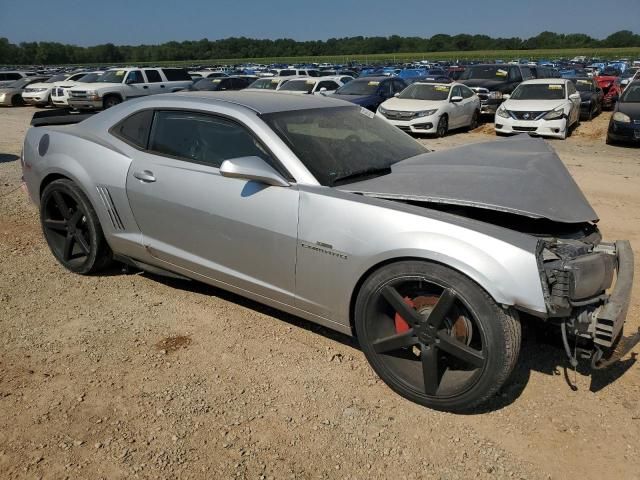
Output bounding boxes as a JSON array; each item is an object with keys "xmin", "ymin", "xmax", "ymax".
[{"xmin": 1, "ymin": 106, "xmax": 639, "ymax": 480}]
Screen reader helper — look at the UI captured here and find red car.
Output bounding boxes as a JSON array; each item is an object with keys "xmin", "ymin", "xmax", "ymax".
[{"xmin": 597, "ymin": 74, "xmax": 622, "ymax": 109}]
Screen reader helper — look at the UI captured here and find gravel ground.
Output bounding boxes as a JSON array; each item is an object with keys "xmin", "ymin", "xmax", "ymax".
[{"xmin": 0, "ymin": 106, "xmax": 639, "ymax": 480}]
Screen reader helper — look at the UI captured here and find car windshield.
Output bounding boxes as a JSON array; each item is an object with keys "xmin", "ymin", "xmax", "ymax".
[
  {"xmin": 46, "ymin": 74, "xmax": 68, "ymax": 83},
  {"xmin": 459, "ymin": 66, "xmax": 509, "ymax": 80},
  {"xmin": 334, "ymin": 79, "xmax": 380, "ymax": 96},
  {"xmin": 77, "ymin": 73, "xmax": 101, "ymax": 83},
  {"xmin": 279, "ymin": 79, "xmax": 315, "ymax": 93},
  {"xmin": 248, "ymin": 78, "xmax": 280, "ymax": 90},
  {"xmin": 620, "ymin": 84, "xmax": 640, "ymax": 102},
  {"xmin": 262, "ymin": 106, "xmax": 427, "ymax": 187},
  {"xmin": 621, "ymin": 69, "xmax": 638, "ymax": 79},
  {"xmin": 510, "ymin": 83, "xmax": 565, "ymax": 100},
  {"xmin": 572, "ymin": 79, "xmax": 594, "ymax": 92},
  {"xmin": 96, "ymin": 70, "xmax": 127, "ymax": 83},
  {"xmin": 399, "ymin": 83, "xmax": 450, "ymax": 100}
]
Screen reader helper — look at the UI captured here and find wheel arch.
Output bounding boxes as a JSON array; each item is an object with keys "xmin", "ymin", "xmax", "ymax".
[{"xmin": 347, "ymin": 245, "xmax": 545, "ymax": 337}]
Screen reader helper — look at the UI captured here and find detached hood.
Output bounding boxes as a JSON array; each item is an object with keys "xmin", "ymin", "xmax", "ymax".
[{"xmin": 338, "ymin": 136, "xmax": 598, "ymax": 224}]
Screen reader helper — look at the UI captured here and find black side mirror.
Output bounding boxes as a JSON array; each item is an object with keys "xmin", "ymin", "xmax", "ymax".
[{"xmin": 125, "ymin": 78, "xmax": 134, "ymax": 85}]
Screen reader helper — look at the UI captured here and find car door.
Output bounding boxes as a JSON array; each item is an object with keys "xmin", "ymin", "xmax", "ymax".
[
  {"xmin": 124, "ymin": 70, "xmax": 150, "ymax": 98},
  {"xmin": 144, "ymin": 69, "xmax": 165, "ymax": 94},
  {"xmin": 460, "ymin": 85, "xmax": 476, "ymax": 124},
  {"xmin": 448, "ymin": 86, "xmax": 465, "ymax": 128},
  {"xmin": 566, "ymin": 81, "xmax": 580, "ymax": 124},
  {"xmin": 124, "ymin": 109, "xmax": 299, "ymax": 306}
]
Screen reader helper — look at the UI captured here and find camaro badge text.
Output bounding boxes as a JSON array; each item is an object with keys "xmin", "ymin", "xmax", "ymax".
[{"xmin": 300, "ymin": 241, "xmax": 348, "ymax": 260}]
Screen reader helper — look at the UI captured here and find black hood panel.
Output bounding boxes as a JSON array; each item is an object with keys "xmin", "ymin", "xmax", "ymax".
[{"xmin": 338, "ymin": 136, "xmax": 599, "ymax": 224}]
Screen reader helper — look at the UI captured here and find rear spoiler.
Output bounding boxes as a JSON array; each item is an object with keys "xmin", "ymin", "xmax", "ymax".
[{"xmin": 30, "ymin": 108, "xmax": 97, "ymax": 127}]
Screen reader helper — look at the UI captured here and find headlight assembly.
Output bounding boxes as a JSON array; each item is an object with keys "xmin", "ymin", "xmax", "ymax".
[
  {"xmin": 416, "ymin": 109, "xmax": 438, "ymax": 117},
  {"xmin": 613, "ymin": 112, "xmax": 631, "ymax": 123},
  {"xmin": 544, "ymin": 107, "xmax": 565, "ymax": 120},
  {"xmin": 496, "ymin": 106, "xmax": 510, "ymax": 118},
  {"xmin": 378, "ymin": 106, "xmax": 387, "ymax": 114}
]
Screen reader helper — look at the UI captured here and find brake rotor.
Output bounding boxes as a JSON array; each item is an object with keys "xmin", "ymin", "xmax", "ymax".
[{"xmin": 394, "ymin": 294, "xmax": 473, "ymax": 345}]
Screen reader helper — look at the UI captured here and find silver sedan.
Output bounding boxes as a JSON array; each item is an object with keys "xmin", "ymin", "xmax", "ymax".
[{"xmin": 21, "ymin": 92, "xmax": 635, "ymax": 412}]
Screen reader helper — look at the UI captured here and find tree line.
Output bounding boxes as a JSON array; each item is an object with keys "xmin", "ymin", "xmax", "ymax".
[{"xmin": 1, "ymin": 30, "xmax": 639, "ymax": 65}]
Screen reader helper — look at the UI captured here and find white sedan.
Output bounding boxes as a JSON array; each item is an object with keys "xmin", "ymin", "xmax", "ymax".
[
  {"xmin": 495, "ymin": 78, "xmax": 581, "ymax": 139},
  {"xmin": 277, "ymin": 76, "xmax": 352, "ymax": 95},
  {"xmin": 21, "ymin": 72, "xmax": 88, "ymax": 107},
  {"xmin": 376, "ymin": 82, "xmax": 480, "ymax": 136}
]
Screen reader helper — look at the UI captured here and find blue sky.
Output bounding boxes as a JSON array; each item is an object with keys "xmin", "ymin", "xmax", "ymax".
[{"xmin": 1, "ymin": 0, "xmax": 639, "ymax": 46}]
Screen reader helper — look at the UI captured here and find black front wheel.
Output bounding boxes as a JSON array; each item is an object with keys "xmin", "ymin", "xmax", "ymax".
[
  {"xmin": 103, "ymin": 95, "xmax": 122, "ymax": 109},
  {"xmin": 40, "ymin": 179, "xmax": 112, "ymax": 274},
  {"xmin": 436, "ymin": 115, "xmax": 448, "ymax": 137},
  {"xmin": 355, "ymin": 261, "xmax": 521, "ymax": 413}
]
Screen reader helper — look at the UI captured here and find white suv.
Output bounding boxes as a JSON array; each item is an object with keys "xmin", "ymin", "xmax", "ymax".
[{"xmin": 67, "ymin": 67, "xmax": 193, "ymax": 110}]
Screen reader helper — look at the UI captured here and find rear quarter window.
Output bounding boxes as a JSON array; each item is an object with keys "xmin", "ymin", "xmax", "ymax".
[{"xmin": 110, "ymin": 110, "xmax": 154, "ymax": 149}]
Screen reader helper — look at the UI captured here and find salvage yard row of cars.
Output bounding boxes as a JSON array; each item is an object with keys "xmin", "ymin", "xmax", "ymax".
[{"xmin": 2, "ymin": 57, "xmax": 639, "ymax": 145}]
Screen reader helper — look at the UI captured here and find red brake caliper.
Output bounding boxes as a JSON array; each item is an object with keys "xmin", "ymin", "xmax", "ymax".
[{"xmin": 394, "ymin": 297, "xmax": 414, "ymax": 333}]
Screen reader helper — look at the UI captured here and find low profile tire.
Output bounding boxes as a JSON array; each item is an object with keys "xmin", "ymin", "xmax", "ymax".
[
  {"xmin": 436, "ymin": 115, "xmax": 448, "ymax": 137},
  {"xmin": 40, "ymin": 179, "xmax": 112, "ymax": 274},
  {"xmin": 11, "ymin": 95, "xmax": 24, "ymax": 107},
  {"xmin": 103, "ymin": 95, "xmax": 122, "ymax": 109},
  {"xmin": 468, "ymin": 110, "xmax": 480, "ymax": 131},
  {"xmin": 354, "ymin": 260, "xmax": 521, "ymax": 413},
  {"xmin": 606, "ymin": 134, "xmax": 615, "ymax": 145}
]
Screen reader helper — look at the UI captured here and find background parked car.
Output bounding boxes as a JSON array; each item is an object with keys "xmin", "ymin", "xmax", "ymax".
[
  {"xmin": 495, "ymin": 78, "xmax": 581, "ymax": 139},
  {"xmin": 51, "ymin": 71, "xmax": 104, "ymax": 107},
  {"xmin": 330, "ymin": 76, "xmax": 407, "ymax": 111},
  {"xmin": 278, "ymin": 76, "xmax": 349, "ymax": 95},
  {"xmin": 21, "ymin": 72, "xmax": 89, "ymax": 108},
  {"xmin": 607, "ymin": 80, "xmax": 640, "ymax": 145},
  {"xmin": 67, "ymin": 67, "xmax": 192, "ymax": 110},
  {"xmin": 459, "ymin": 64, "xmax": 536, "ymax": 114},
  {"xmin": 376, "ymin": 82, "xmax": 480, "ymax": 136},
  {"xmin": 188, "ymin": 76, "xmax": 253, "ymax": 91},
  {"xmin": 569, "ymin": 77, "xmax": 603, "ymax": 120},
  {"xmin": 245, "ymin": 76, "xmax": 300, "ymax": 91},
  {"xmin": 0, "ymin": 71, "xmax": 36, "ymax": 87},
  {"xmin": 0, "ymin": 76, "xmax": 49, "ymax": 106}
]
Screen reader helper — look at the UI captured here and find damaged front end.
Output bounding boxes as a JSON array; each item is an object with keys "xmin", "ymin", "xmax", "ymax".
[{"xmin": 539, "ymin": 237, "xmax": 637, "ymax": 369}]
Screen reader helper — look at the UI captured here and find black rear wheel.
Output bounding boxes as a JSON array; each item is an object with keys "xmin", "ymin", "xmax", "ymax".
[
  {"xmin": 355, "ymin": 261, "xmax": 521, "ymax": 412},
  {"xmin": 468, "ymin": 110, "xmax": 479, "ymax": 131},
  {"xmin": 40, "ymin": 179, "xmax": 112, "ymax": 274},
  {"xmin": 11, "ymin": 95, "xmax": 24, "ymax": 107}
]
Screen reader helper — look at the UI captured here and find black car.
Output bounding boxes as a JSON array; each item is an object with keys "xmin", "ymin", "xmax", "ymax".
[
  {"xmin": 570, "ymin": 77, "xmax": 604, "ymax": 120},
  {"xmin": 329, "ymin": 76, "xmax": 407, "ymax": 111},
  {"xmin": 188, "ymin": 76, "xmax": 252, "ymax": 92},
  {"xmin": 606, "ymin": 81, "xmax": 640, "ymax": 145},
  {"xmin": 459, "ymin": 64, "xmax": 535, "ymax": 114}
]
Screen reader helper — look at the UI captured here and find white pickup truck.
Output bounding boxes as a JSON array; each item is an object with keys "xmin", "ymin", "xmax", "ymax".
[{"xmin": 67, "ymin": 67, "xmax": 193, "ymax": 110}]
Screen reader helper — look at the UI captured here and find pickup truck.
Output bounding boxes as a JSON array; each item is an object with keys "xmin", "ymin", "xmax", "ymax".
[
  {"xmin": 67, "ymin": 67, "xmax": 192, "ymax": 110},
  {"xmin": 459, "ymin": 64, "xmax": 540, "ymax": 114}
]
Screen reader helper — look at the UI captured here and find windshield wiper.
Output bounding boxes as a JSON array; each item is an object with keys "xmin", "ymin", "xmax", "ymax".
[{"xmin": 332, "ymin": 167, "xmax": 392, "ymax": 186}]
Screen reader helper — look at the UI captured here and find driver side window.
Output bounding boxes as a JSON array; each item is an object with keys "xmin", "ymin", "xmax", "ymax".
[
  {"xmin": 126, "ymin": 71, "xmax": 145, "ymax": 84},
  {"xmin": 148, "ymin": 111, "xmax": 275, "ymax": 169}
]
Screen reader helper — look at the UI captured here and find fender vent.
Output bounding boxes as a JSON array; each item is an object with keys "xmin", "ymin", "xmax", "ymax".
[{"xmin": 96, "ymin": 186, "xmax": 124, "ymax": 231}]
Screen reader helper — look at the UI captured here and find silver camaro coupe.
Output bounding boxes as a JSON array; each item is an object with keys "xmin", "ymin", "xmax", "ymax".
[{"xmin": 21, "ymin": 92, "xmax": 636, "ymax": 412}]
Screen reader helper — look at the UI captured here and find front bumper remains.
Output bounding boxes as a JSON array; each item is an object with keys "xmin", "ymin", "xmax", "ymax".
[{"xmin": 591, "ymin": 241, "xmax": 638, "ymax": 367}]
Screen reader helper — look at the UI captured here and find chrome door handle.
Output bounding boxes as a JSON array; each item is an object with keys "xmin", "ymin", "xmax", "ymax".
[{"xmin": 133, "ymin": 170, "xmax": 156, "ymax": 183}]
